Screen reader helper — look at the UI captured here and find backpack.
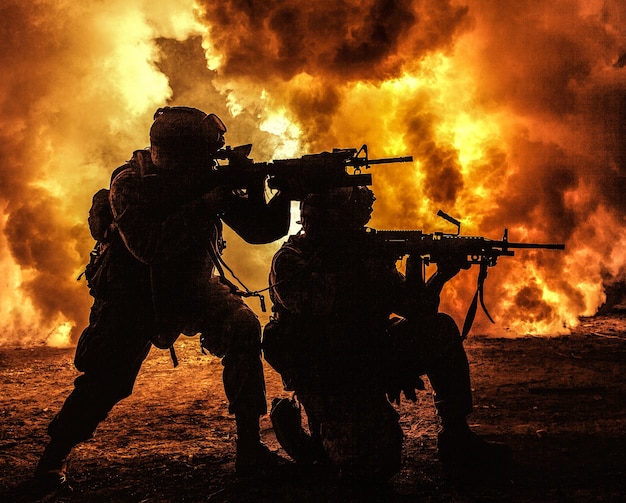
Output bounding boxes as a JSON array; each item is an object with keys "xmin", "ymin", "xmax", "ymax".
[{"xmin": 80, "ymin": 150, "xmax": 153, "ymax": 296}]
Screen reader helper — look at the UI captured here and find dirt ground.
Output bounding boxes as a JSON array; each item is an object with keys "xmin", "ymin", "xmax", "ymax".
[{"xmin": 1, "ymin": 315, "xmax": 625, "ymax": 502}]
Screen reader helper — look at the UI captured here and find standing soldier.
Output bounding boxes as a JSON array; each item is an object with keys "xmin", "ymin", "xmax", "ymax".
[{"xmin": 34, "ymin": 106, "xmax": 291, "ymax": 490}]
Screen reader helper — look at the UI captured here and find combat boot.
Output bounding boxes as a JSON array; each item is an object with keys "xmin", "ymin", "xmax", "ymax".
[
  {"xmin": 235, "ymin": 440, "xmax": 290, "ymax": 478},
  {"xmin": 437, "ymin": 426, "xmax": 512, "ymax": 471},
  {"xmin": 234, "ymin": 411, "xmax": 290, "ymax": 479},
  {"xmin": 33, "ymin": 441, "xmax": 73, "ymax": 493}
]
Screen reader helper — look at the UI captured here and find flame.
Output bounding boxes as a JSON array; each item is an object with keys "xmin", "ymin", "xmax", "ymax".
[
  {"xmin": 259, "ymin": 109, "xmax": 302, "ymax": 158},
  {"xmin": 1, "ymin": 0, "xmax": 625, "ymax": 346}
]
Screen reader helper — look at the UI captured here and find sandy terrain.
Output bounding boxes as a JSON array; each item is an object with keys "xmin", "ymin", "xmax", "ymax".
[{"xmin": 1, "ymin": 315, "xmax": 625, "ymax": 502}]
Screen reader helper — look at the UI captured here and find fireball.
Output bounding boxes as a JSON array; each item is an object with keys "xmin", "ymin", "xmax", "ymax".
[{"xmin": 1, "ymin": 0, "xmax": 624, "ymax": 345}]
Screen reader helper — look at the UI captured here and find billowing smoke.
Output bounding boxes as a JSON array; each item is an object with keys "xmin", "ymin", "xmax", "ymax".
[
  {"xmin": 0, "ymin": 0, "xmax": 178, "ymax": 345},
  {"xmin": 200, "ymin": 0, "xmax": 470, "ymax": 143},
  {"xmin": 1, "ymin": 0, "xmax": 624, "ymax": 346},
  {"xmin": 201, "ymin": 0, "xmax": 467, "ymax": 81}
]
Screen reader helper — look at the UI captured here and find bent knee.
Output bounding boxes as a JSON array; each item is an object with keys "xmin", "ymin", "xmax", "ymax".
[
  {"xmin": 201, "ymin": 305, "xmax": 261, "ymax": 357},
  {"xmin": 435, "ymin": 313, "xmax": 461, "ymax": 341}
]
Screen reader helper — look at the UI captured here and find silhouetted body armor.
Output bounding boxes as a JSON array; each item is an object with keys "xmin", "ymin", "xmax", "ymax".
[
  {"xmin": 264, "ymin": 230, "xmax": 472, "ymax": 479},
  {"xmin": 47, "ymin": 148, "xmax": 290, "ymax": 449}
]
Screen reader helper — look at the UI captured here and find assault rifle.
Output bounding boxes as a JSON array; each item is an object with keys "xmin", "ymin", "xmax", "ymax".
[
  {"xmin": 366, "ymin": 210, "xmax": 565, "ymax": 337},
  {"xmin": 212, "ymin": 144, "xmax": 413, "ymax": 199},
  {"xmin": 200, "ymin": 144, "xmax": 411, "ymax": 313}
]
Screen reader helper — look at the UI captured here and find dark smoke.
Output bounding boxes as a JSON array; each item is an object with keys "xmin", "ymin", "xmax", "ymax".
[
  {"xmin": 404, "ymin": 110, "xmax": 464, "ymax": 205},
  {"xmin": 200, "ymin": 0, "xmax": 470, "ymax": 82}
]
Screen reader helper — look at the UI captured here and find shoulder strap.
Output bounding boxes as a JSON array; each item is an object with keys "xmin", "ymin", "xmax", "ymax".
[
  {"xmin": 461, "ymin": 262, "xmax": 495, "ymax": 339},
  {"xmin": 109, "ymin": 149, "xmax": 154, "ymax": 186},
  {"xmin": 129, "ymin": 148, "xmax": 154, "ymax": 178}
]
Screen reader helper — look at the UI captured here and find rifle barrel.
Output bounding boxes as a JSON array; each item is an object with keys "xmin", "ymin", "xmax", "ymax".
[
  {"xmin": 351, "ymin": 156, "xmax": 414, "ymax": 166},
  {"xmin": 506, "ymin": 242, "xmax": 565, "ymax": 250}
]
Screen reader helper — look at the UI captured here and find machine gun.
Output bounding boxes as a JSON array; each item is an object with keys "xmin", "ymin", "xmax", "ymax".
[
  {"xmin": 212, "ymin": 144, "xmax": 413, "ymax": 199},
  {"xmin": 365, "ymin": 210, "xmax": 565, "ymax": 337},
  {"xmin": 365, "ymin": 210, "xmax": 565, "ymax": 266}
]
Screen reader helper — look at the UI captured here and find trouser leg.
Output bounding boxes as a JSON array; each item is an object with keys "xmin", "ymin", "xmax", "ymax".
[
  {"xmin": 199, "ymin": 299, "xmax": 266, "ymax": 447},
  {"xmin": 224, "ymin": 315, "xmax": 266, "ymax": 450},
  {"xmin": 221, "ymin": 307, "xmax": 266, "ymax": 418},
  {"xmin": 406, "ymin": 314, "xmax": 512, "ymax": 468},
  {"xmin": 47, "ymin": 355, "xmax": 150, "ymax": 449},
  {"xmin": 391, "ymin": 313, "xmax": 472, "ymax": 426},
  {"xmin": 423, "ymin": 314, "xmax": 473, "ymax": 428},
  {"xmin": 207, "ymin": 302, "xmax": 267, "ymax": 417},
  {"xmin": 198, "ymin": 280, "xmax": 267, "ymax": 419},
  {"xmin": 218, "ymin": 308, "xmax": 281, "ymax": 475},
  {"xmin": 195, "ymin": 280, "xmax": 284, "ymax": 475},
  {"xmin": 43, "ymin": 299, "xmax": 152, "ymax": 457},
  {"xmin": 36, "ymin": 327, "xmax": 151, "ymax": 488}
]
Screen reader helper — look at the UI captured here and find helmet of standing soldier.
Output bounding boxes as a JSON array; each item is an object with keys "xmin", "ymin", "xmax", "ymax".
[
  {"xmin": 299, "ymin": 186, "xmax": 375, "ymax": 235},
  {"xmin": 149, "ymin": 106, "xmax": 227, "ymax": 169}
]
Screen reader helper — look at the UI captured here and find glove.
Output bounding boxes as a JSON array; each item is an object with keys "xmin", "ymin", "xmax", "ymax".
[
  {"xmin": 436, "ymin": 254, "xmax": 470, "ymax": 282},
  {"xmin": 386, "ymin": 373, "xmax": 425, "ymax": 405},
  {"xmin": 201, "ymin": 185, "xmax": 238, "ymax": 213}
]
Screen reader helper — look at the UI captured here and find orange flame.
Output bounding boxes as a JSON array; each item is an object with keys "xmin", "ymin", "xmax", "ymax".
[{"xmin": 1, "ymin": 0, "xmax": 625, "ymax": 346}]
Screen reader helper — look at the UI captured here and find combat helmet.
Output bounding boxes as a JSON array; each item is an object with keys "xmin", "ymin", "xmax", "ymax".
[
  {"xmin": 150, "ymin": 106, "xmax": 227, "ymax": 167},
  {"xmin": 300, "ymin": 186, "xmax": 375, "ymax": 234}
]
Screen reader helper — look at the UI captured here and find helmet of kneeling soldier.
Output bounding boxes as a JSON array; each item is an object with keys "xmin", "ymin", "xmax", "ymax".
[{"xmin": 299, "ymin": 186, "xmax": 375, "ymax": 235}]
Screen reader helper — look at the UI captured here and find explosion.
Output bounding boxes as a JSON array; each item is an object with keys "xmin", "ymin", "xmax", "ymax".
[{"xmin": 0, "ymin": 0, "xmax": 624, "ymax": 346}]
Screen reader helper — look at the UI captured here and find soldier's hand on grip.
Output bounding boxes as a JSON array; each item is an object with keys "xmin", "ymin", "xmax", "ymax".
[
  {"xmin": 201, "ymin": 185, "xmax": 238, "ymax": 213},
  {"xmin": 436, "ymin": 254, "xmax": 470, "ymax": 282},
  {"xmin": 386, "ymin": 375, "xmax": 424, "ymax": 405}
]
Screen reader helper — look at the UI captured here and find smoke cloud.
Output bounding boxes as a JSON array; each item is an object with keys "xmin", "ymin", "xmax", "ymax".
[
  {"xmin": 200, "ymin": 0, "xmax": 469, "ymax": 81},
  {"xmin": 1, "ymin": 0, "xmax": 624, "ymax": 345}
]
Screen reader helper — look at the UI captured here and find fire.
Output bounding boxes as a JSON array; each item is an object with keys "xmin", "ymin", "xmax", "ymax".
[
  {"xmin": 259, "ymin": 109, "xmax": 302, "ymax": 158},
  {"xmin": 1, "ymin": 0, "xmax": 624, "ymax": 346}
]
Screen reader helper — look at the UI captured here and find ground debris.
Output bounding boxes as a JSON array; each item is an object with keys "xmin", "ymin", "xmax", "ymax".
[{"xmin": 1, "ymin": 317, "xmax": 625, "ymax": 502}]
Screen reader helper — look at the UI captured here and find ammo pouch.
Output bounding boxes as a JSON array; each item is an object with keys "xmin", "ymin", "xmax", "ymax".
[
  {"xmin": 83, "ymin": 242, "xmax": 111, "ymax": 298},
  {"xmin": 263, "ymin": 315, "xmax": 310, "ymax": 391},
  {"xmin": 262, "ymin": 317, "xmax": 288, "ymax": 374}
]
